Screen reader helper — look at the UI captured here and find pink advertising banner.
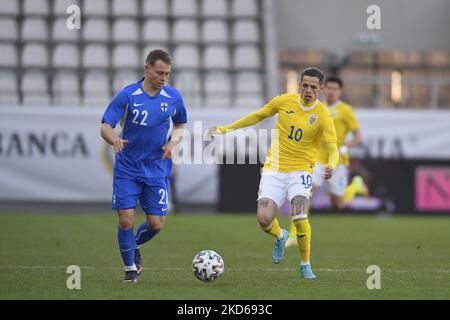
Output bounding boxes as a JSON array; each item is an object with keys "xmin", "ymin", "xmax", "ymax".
[{"xmin": 415, "ymin": 166, "xmax": 450, "ymax": 211}]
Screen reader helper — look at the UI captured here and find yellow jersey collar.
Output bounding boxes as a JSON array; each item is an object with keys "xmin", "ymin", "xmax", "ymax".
[{"xmin": 298, "ymin": 96, "xmax": 319, "ymax": 111}]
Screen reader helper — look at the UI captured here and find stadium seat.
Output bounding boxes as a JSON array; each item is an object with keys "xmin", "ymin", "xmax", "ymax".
[
  {"xmin": 23, "ymin": 0, "xmax": 49, "ymax": 16},
  {"xmin": 52, "ymin": 44, "xmax": 80, "ymax": 68},
  {"xmin": 21, "ymin": 44, "xmax": 49, "ymax": 68},
  {"xmin": 202, "ymin": 20, "xmax": 228, "ymax": 43},
  {"xmin": 112, "ymin": 0, "xmax": 138, "ymax": 17},
  {"xmin": 112, "ymin": 46, "xmax": 140, "ymax": 69},
  {"xmin": 235, "ymin": 71, "xmax": 263, "ymax": 94},
  {"xmin": 231, "ymin": 0, "xmax": 258, "ymax": 17},
  {"xmin": 113, "ymin": 70, "xmax": 140, "ymax": 92},
  {"xmin": 204, "ymin": 72, "xmax": 232, "ymax": 107},
  {"xmin": 52, "ymin": 18, "xmax": 80, "ymax": 42},
  {"xmin": 0, "ymin": 18, "xmax": 18, "ymax": 41},
  {"xmin": 204, "ymin": 45, "xmax": 231, "ymax": 69},
  {"xmin": 83, "ymin": 0, "xmax": 109, "ymax": 17},
  {"xmin": 0, "ymin": 71, "xmax": 19, "ymax": 105},
  {"xmin": 82, "ymin": 71, "xmax": 110, "ymax": 106},
  {"xmin": 0, "ymin": 43, "xmax": 18, "ymax": 67},
  {"xmin": 172, "ymin": 0, "xmax": 197, "ymax": 17},
  {"xmin": 53, "ymin": 0, "xmax": 80, "ymax": 16},
  {"xmin": 142, "ymin": 0, "xmax": 168, "ymax": 17},
  {"xmin": 52, "ymin": 71, "xmax": 80, "ymax": 106},
  {"xmin": 82, "ymin": 45, "xmax": 109, "ymax": 68},
  {"xmin": 235, "ymin": 95, "xmax": 264, "ymax": 108},
  {"xmin": 82, "ymin": 18, "xmax": 109, "ymax": 42},
  {"xmin": 173, "ymin": 45, "xmax": 200, "ymax": 69},
  {"xmin": 172, "ymin": 19, "xmax": 199, "ymax": 43},
  {"xmin": 142, "ymin": 20, "xmax": 170, "ymax": 42},
  {"xmin": 233, "ymin": 45, "xmax": 261, "ymax": 69},
  {"xmin": 232, "ymin": 20, "xmax": 260, "ymax": 43},
  {"xmin": 201, "ymin": 0, "xmax": 228, "ymax": 17},
  {"xmin": 174, "ymin": 71, "xmax": 202, "ymax": 107},
  {"xmin": 0, "ymin": 0, "xmax": 19, "ymax": 16},
  {"xmin": 21, "ymin": 71, "xmax": 50, "ymax": 105},
  {"xmin": 21, "ymin": 18, "xmax": 48, "ymax": 41},
  {"xmin": 112, "ymin": 19, "xmax": 139, "ymax": 42}
]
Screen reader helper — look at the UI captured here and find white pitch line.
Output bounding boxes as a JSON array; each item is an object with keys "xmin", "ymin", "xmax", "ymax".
[{"xmin": 2, "ymin": 265, "xmax": 450, "ymax": 274}]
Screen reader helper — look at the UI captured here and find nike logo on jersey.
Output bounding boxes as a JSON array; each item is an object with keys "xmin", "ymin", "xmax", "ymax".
[
  {"xmin": 134, "ymin": 103, "xmax": 144, "ymax": 107},
  {"xmin": 286, "ymin": 110, "xmax": 295, "ymax": 114},
  {"xmin": 161, "ymin": 207, "xmax": 168, "ymax": 212}
]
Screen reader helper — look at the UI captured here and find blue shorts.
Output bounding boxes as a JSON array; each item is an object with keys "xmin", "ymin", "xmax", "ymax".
[{"xmin": 112, "ymin": 175, "xmax": 170, "ymax": 216}]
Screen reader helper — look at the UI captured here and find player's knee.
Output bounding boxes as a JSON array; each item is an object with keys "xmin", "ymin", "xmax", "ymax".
[
  {"xmin": 256, "ymin": 198, "xmax": 276, "ymax": 227},
  {"xmin": 147, "ymin": 219, "xmax": 165, "ymax": 233},
  {"xmin": 118, "ymin": 215, "xmax": 134, "ymax": 230}
]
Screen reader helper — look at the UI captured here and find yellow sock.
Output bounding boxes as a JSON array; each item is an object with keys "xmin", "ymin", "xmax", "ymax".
[
  {"xmin": 294, "ymin": 219, "xmax": 311, "ymax": 264},
  {"xmin": 261, "ymin": 218, "xmax": 282, "ymax": 239},
  {"xmin": 343, "ymin": 182, "xmax": 358, "ymax": 205},
  {"xmin": 288, "ymin": 222, "xmax": 297, "ymax": 238}
]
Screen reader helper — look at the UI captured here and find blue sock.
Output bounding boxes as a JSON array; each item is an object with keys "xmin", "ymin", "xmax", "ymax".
[
  {"xmin": 117, "ymin": 225, "xmax": 136, "ymax": 270},
  {"xmin": 135, "ymin": 221, "xmax": 159, "ymax": 247}
]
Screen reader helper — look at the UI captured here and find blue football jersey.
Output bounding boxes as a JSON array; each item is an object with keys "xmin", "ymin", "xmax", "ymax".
[{"xmin": 102, "ymin": 78, "xmax": 187, "ymax": 178}]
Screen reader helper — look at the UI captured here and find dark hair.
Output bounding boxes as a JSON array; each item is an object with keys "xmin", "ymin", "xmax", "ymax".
[
  {"xmin": 300, "ymin": 67, "xmax": 325, "ymax": 84},
  {"xmin": 146, "ymin": 49, "xmax": 172, "ymax": 66},
  {"xmin": 324, "ymin": 75, "xmax": 343, "ymax": 88}
]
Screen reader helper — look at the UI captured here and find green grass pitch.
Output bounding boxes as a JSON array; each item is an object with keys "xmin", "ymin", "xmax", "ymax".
[{"xmin": 0, "ymin": 212, "xmax": 449, "ymax": 300}]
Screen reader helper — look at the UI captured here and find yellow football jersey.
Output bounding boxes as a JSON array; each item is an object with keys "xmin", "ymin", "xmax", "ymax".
[
  {"xmin": 217, "ymin": 94, "xmax": 335, "ymax": 173},
  {"xmin": 316, "ymin": 100, "xmax": 360, "ymax": 166}
]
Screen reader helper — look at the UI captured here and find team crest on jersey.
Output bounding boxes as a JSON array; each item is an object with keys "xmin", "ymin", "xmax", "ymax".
[
  {"xmin": 160, "ymin": 103, "xmax": 168, "ymax": 112},
  {"xmin": 309, "ymin": 114, "xmax": 318, "ymax": 126}
]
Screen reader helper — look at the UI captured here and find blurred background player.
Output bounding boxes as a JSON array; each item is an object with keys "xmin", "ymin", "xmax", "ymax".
[
  {"xmin": 100, "ymin": 50, "xmax": 187, "ymax": 283},
  {"xmin": 209, "ymin": 68, "xmax": 338, "ymax": 279},
  {"xmin": 286, "ymin": 75, "xmax": 368, "ymax": 247}
]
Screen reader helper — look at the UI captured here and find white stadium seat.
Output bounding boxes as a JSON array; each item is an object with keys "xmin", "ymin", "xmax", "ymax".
[
  {"xmin": 201, "ymin": 0, "xmax": 228, "ymax": 17},
  {"xmin": 204, "ymin": 72, "xmax": 232, "ymax": 107},
  {"xmin": 201, "ymin": 20, "xmax": 228, "ymax": 43},
  {"xmin": 235, "ymin": 71, "xmax": 263, "ymax": 94},
  {"xmin": 231, "ymin": 0, "xmax": 258, "ymax": 17},
  {"xmin": 172, "ymin": 19, "xmax": 199, "ymax": 43},
  {"xmin": 22, "ymin": 71, "xmax": 50, "ymax": 105},
  {"xmin": 113, "ymin": 70, "xmax": 140, "ymax": 92},
  {"xmin": 0, "ymin": 0, "xmax": 19, "ymax": 15},
  {"xmin": 112, "ymin": 46, "xmax": 140, "ymax": 68},
  {"xmin": 53, "ymin": 0, "xmax": 80, "ymax": 16},
  {"xmin": 52, "ymin": 71, "xmax": 80, "ymax": 106},
  {"xmin": 112, "ymin": 19, "xmax": 139, "ymax": 42},
  {"xmin": 173, "ymin": 45, "xmax": 200, "ymax": 69},
  {"xmin": 21, "ymin": 44, "xmax": 49, "ymax": 68},
  {"xmin": 52, "ymin": 44, "xmax": 80, "ymax": 68},
  {"xmin": 82, "ymin": 71, "xmax": 110, "ymax": 106},
  {"xmin": 0, "ymin": 18, "xmax": 18, "ymax": 41},
  {"xmin": 142, "ymin": 0, "xmax": 168, "ymax": 17},
  {"xmin": 233, "ymin": 45, "xmax": 261, "ymax": 69},
  {"xmin": 112, "ymin": 0, "xmax": 138, "ymax": 17},
  {"xmin": 142, "ymin": 20, "xmax": 170, "ymax": 42},
  {"xmin": 52, "ymin": 18, "xmax": 80, "ymax": 42},
  {"xmin": 82, "ymin": 45, "xmax": 109, "ymax": 68},
  {"xmin": 22, "ymin": 18, "xmax": 48, "ymax": 41},
  {"xmin": 83, "ymin": 0, "xmax": 109, "ymax": 16},
  {"xmin": 232, "ymin": 20, "xmax": 260, "ymax": 43},
  {"xmin": 204, "ymin": 45, "xmax": 230, "ymax": 69},
  {"xmin": 172, "ymin": 0, "xmax": 197, "ymax": 17},
  {"xmin": 23, "ymin": 0, "xmax": 49, "ymax": 16},
  {"xmin": 83, "ymin": 19, "xmax": 109, "ymax": 42},
  {"xmin": 0, "ymin": 71, "xmax": 19, "ymax": 105},
  {"xmin": 0, "ymin": 43, "xmax": 18, "ymax": 67},
  {"xmin": 174, "ymin": 72, "xmax": 202, "ymax": 107}
]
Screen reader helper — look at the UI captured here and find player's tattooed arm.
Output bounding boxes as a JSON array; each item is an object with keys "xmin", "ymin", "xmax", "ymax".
[{"xmin": 291, "ymin": 195, "xmax": 310, "ymax": 215}]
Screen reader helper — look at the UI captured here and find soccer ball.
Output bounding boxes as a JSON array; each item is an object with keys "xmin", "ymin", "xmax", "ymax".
[{"xmin": 192, "ymin": 250, "xmax": 224, "ymax": 282}]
